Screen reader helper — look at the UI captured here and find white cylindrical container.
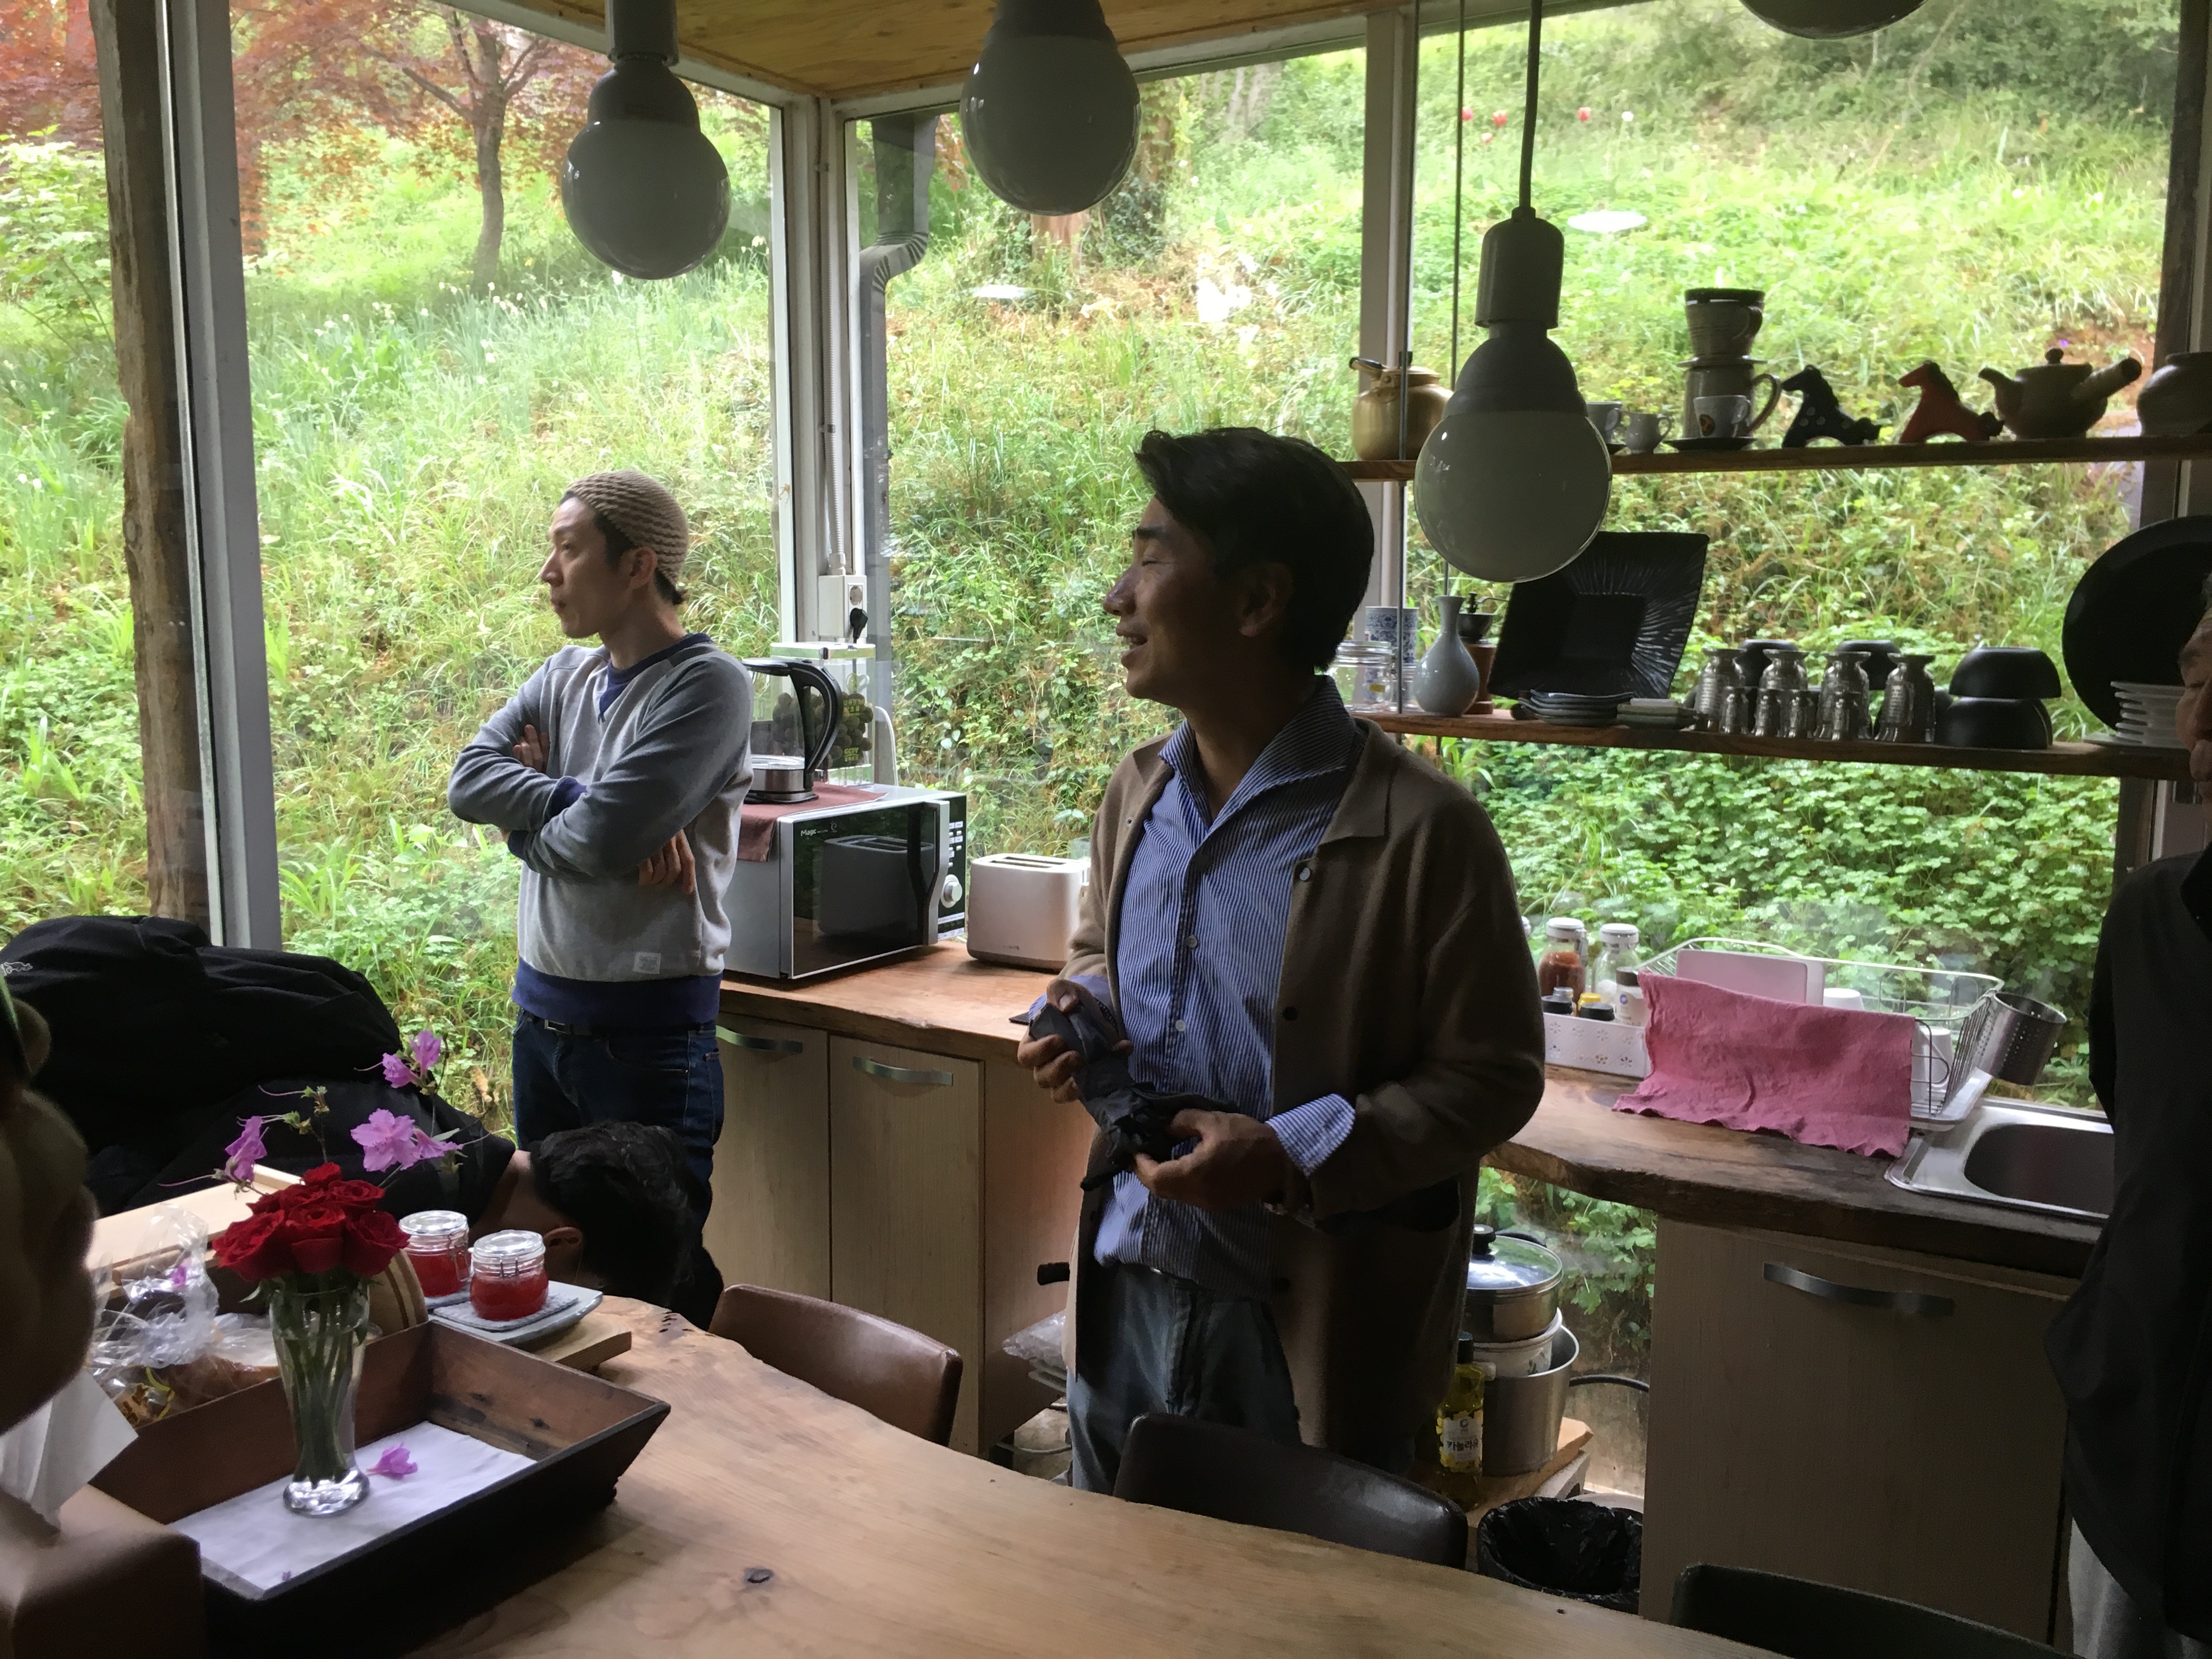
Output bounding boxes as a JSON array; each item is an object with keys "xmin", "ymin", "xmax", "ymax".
[{"xmin": 1464, "ymin": 1311, "xmax": 1566, "ymax": 1381}]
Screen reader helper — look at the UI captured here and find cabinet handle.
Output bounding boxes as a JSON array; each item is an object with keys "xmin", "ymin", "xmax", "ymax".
[
  {"xmin": 852, "ymin": 1054, "xmax": 955, "ymax": 1088},
  {"xmin": 716, "ymin": 1026, "xmax": 804, "ymax": 1055},
  {"xmin": 1764, "ymin": 1261, "xmax": 1954, "ymax": 1318}
]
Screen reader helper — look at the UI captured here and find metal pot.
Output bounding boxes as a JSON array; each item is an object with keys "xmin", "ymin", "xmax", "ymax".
[{"xmin": 1463, "ymin": 1225, "xmax": 1563, "ymax": 1343}]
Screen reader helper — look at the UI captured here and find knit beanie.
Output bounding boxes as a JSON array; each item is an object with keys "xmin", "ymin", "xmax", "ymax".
[{"xmin": 564, "ymin": 470, "xmax": 690, "ymax": 586}]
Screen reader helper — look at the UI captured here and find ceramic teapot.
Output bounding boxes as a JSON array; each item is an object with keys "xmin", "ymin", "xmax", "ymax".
[{"xmin": 1977, "ymin": 348, "xmax": 2141, "ymax": 439}]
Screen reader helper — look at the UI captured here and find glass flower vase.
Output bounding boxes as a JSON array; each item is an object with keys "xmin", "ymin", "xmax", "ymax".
[{"xmin": 269, "ymin": 1280, "xmax": 371, "ymax": 1516}]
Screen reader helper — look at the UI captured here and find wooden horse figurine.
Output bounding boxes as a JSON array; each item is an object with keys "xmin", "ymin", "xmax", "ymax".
[
  {"xmin": 1897, "ymin": 360, "xmax": 2003, "ymax": 443},
  {"xmin": 1780, "ymin": 367, "xmax": 1883, "ymax": 447}
]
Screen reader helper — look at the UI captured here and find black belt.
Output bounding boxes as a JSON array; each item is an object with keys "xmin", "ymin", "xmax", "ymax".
[{"xmin": 521, "ymin": 1011, "xmax": 709, "ymax": 1039}]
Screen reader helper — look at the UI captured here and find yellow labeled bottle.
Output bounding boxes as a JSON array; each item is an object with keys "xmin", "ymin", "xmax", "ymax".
[{"xmin": 1436, "ymin": 1331, "xmax": 1485, "ymax": 1500}]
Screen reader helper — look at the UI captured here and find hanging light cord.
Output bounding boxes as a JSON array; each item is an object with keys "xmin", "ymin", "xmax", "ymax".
[
  {"xmin": 1519, "ymin": 0, "xmax": 1544, "ymax": 212},
  {"xmin": 1448, "ymin": 0, "xmax": 1468, "ymax": 376}
]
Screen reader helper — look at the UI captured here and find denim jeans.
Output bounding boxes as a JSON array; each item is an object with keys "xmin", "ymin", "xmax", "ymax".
[
  {"xmin": 1066, "ymin": 1261, "xmax": 1301, "ymax": 1494},
  {"xmin": 510, "ymin": 1014, "xmax": 728, "ymax": 1324}
]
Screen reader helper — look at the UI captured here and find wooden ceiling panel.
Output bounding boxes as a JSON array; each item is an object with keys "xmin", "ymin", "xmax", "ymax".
[{"xmin": 506, "ymin": 0, "xmax": 1381, "ymax": 100}]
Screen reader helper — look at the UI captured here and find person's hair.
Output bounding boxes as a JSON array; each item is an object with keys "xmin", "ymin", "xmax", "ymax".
[
  {"xmin": 526, "ymin": 1122, "xmax": 695, "ymax": 1307},
  {"xmin": 1132, "ymin": 427, "xmax": 1374, "ymax": 671},
  {"xmin": 567, "ymin": 494, "xmax": 687, "ymax": 607}
]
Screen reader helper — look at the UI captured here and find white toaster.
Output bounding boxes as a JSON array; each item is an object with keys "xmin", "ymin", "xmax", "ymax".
[{"xmin": 965, "ymin": 854, "xmax": 1090, "ymax": 970}]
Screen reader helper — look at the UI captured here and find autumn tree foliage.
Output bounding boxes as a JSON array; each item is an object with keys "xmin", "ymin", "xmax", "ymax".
[
  {"xmin": 232, "ymin": 1, "xmax": 601, "ymax": 289},
  {"xmin": 0, "ymin": 0, "xmax": 100, "ymax": 146}
]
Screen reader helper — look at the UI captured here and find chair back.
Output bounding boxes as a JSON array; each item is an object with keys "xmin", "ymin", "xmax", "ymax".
[
  {"xmin": 708, "ymin": 1284, "xmax": 962, "ymax": 1444},
  {"xmin": 1112, "ymin": 1413, "xmax": 1467, "ymax": 1568},
  {"xmin": 1670, "ymin": 1564, "xmax": 2061, "ymax": 1658}
]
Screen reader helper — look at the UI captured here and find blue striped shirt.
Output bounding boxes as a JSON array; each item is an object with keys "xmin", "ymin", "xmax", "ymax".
[{"xmin": 1091, "ymin": 679, "xmax": 1362, "ymax": 1299}]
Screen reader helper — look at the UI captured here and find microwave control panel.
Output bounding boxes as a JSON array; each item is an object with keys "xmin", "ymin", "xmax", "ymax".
[{"xmin": 936, "ymin": 794, "xmax": 968, "ymax": 936}]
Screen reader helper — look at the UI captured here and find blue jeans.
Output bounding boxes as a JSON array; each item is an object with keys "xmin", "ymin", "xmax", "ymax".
[
  {"xmin": 510, "ymin": 1014, "xmax": 724, "ymax": 1208},
  {"xmin": 1067, "ymin": 1261, "xmax": 1301, "ymax": 1494}
]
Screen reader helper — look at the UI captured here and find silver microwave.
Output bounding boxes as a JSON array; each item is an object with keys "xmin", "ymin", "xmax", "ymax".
[{"xmin": 725, "ymin": 786, "xmax": 967, "ymax": 981}]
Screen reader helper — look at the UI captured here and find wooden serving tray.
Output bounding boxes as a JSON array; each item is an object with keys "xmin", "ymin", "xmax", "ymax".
[{"xmin": 91, "ymin": 1322, "xmax": 668, "ymax": 1656}]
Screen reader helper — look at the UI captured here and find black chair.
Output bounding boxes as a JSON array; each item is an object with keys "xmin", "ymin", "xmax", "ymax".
[
  {"xmin": 1111, "ymin": 1413, "xmax": 1468, "ymax": 1567},
  {"xmin": 1670, "ymin": 1564, "xmax": 2061, "ymax": 1658}
]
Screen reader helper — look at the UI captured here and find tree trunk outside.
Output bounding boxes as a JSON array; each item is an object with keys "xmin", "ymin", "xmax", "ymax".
[
  {"xmin": 471, "ymin": 97, "xmax": 506, "ymax": 291},
  {"xmin": 91, "ymin": 0, "xmax": 210, "ymax": 929}
]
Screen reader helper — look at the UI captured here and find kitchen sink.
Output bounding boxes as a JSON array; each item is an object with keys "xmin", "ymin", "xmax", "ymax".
[{"xmin": 1886, "ymin": 1096, "xmax": 2113, "ymax": 1221}]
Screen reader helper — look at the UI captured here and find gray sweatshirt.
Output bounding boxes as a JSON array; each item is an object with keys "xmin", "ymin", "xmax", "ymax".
[{"xmin": 448, "ymin": 636, "xmax": 752, "ymax": 1020}]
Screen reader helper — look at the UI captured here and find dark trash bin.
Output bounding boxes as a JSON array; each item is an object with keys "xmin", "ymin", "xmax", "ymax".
[{"xmin": 1474, "ymin": 1497, "xmax": 1642, "ymax": 1612}]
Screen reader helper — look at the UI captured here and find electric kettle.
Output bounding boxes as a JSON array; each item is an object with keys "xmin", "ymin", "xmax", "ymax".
[{"xmin": 743, "ymin": 658, "xmax": 844, "ymax": 803}]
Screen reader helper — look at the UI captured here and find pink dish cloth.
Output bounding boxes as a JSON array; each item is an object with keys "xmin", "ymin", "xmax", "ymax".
[
  {"xmin": 1615, "ymin": 972, "xmax": 1914, "ymax": 1158},
  {"xmin": 737, "ymin": 781, "xmax": 885, "ymax": 861}
]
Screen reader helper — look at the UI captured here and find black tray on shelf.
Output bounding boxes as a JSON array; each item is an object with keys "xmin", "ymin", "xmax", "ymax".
[{"xmin": 1488, "ymin": 531, "xmax": 1710, "ymax": 701}]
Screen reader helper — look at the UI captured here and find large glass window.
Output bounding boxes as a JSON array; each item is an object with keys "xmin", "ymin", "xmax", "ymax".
[
  {"xmin": 878, "ymin": 49, "xmax": 1368, "ymax": 858},
  {"xmin": 1405, "ymin": 0, "xmax": 2181, "ymax": 1491},
  {"xmin": 228, "ymin": 1, "xmax": 777, "ymax": 1119}
]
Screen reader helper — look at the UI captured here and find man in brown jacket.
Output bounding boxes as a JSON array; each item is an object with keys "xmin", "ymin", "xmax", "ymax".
[{"xmin": 1019, "ymin": 427, "xmax": 1543, "ymax": 1492}]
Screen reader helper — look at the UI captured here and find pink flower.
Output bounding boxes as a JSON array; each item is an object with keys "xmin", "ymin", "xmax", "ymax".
[
  {"xmin": 1491, "ymin": 110, "xmax": 1508, "ymax": 126},
  {"xmin": 379, "ymin": 1051, "xmax": 416, "ymax": 1088},
  {"xmin": 352, "ymin": 1109, "xmax": 419, "ymax": 1172},
  {"xmin": 1479, "ymin": 132, "xmax": 1495, "ymax": 146},
  {"xmin": 222, "ymin": 1115, "xmax": 269, "ymax": 1185},
  {"xmin": 407, "ymin": 1121, "xmax": 458, "ymax": 1164},
  {"xmin": 1577, "ymin": 106, "xmax": 1592, "ymax": 122},
  {"xmin": 1459, "ymin": 105, "xmax": 1473, "ymax": 123},
  {"xmin": 369, "ymin": 1444, "xmax": 417, "ymax": 1479},
  {"xmin": 410, "ymin": 1030, "xmax": 443, "ymax": 1076}
]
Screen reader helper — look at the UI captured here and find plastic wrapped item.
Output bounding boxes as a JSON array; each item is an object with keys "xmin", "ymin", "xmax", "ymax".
[
  {"xmin": 1474, "ymin": 1497, "xmax": 1643, "ymax": 1612},
  {"xmin": 85, "ymin": 1205, "xmax": 222, "ymax": 1426}
]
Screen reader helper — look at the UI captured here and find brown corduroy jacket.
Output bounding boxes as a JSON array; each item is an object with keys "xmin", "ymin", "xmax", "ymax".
[{"xmin": 1062, "ymin": 720, "xmax": 1545, "ymax": 1466}]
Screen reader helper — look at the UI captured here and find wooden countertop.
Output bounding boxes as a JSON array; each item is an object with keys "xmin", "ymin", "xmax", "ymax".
[
  {"xmin": 720, "ymin": 949, "xmax": 2100, "ymax": 1276},
  {"xmin": 414, "ymin": 1298, "xmax": 1757, "ymax": 1659}
]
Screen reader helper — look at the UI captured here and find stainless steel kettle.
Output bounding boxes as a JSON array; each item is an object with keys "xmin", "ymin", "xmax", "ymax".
[{"xmin": 743, "ymin": 658, "xmax": 844, "ymax": 803}]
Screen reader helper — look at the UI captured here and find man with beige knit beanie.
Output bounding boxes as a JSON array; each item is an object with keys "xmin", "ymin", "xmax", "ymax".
[{"xmin": 449, "ymin": 470, "xmax": 752, "ymax": 1322}]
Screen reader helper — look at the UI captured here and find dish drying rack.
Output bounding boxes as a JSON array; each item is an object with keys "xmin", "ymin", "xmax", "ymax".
[{"xmin": 1635, "ymin": 938, "xmax": 2003, "ymax": 1124}]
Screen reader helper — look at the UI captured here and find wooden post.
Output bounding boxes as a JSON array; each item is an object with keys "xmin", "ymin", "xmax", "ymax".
[{"xmin": 91, "ymin": 0, "xmax": 210, "ymax": 929}]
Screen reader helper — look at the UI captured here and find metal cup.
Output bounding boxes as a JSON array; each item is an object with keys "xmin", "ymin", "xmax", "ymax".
[{"xmin": 1942, "ymin": 991, "xmax": 2067, "ymax": 1109}]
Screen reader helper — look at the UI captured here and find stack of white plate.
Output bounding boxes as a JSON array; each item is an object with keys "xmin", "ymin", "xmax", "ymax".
[{"xmin": 2095, "ymin": 681, "xmax": 2186, "ymax": 749}]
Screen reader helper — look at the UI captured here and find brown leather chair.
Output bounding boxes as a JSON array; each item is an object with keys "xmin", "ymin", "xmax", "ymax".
[
  {"xmin": 708, "ymin": 1284, "xmax": 963, "ymax": 1444},
  {"xmin": 1111, "ymin": 1413, "xmax": 1468, "ymax": 1568}
]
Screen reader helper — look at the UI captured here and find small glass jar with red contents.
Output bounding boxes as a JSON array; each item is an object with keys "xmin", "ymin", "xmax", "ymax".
[
  {"xmin": 398, "ymin": 1209, "xmax": 471, "ymax": 1299},
  {"xmin": 469, "ymin": 1229, "xmax": 550, "ymax": 1323}
]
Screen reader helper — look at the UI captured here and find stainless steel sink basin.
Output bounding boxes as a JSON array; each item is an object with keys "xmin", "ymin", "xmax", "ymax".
[{"xmin": 1887, "ymin": 1096, "xmax": 2112, "ymax": 1221}]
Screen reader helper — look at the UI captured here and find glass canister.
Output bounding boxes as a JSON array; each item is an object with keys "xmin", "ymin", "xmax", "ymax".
[
  {"xmin": 1331, "ymin": 641, "xmax": 1396, "ymax": 712},
  {"xmin": 1535, "ymin": 918, "xmax": 1588, "ymax": 1000},
  {"xmin": 1593, "ymin": 922, "xmax": 1641, "ymax": 1010},
  {"xmin": 399, "ymin": 1209, "xmax": 472, "ymax": 1300},
  {"xmin": 469, "ymin": 1229, "xmax": 550, "ymax": 1323}
]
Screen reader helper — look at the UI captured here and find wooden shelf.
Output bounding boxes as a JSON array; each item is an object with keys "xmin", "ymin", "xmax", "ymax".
[
  {"xmin": 1341, "ymin": 432, "xmax": 2212, "ymax": 481},
  {"xmin": 1368, "ymin": 709, "xmax": 2188, "ymax": 781}
]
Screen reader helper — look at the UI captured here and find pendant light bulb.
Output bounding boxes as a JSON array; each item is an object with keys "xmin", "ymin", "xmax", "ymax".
[
  {"xmin": 960, "ymin": 0, "xmax": 1141, "ymax": 216},
  {"xmin": 1413, "ymin": 3, "xmax": 1610, "ymax": 585},
  {"xmin": 561, "ymin": 0, "xmax": 731, "ymax": 280},
  {"xmin": 1739, "ymin": 0, "xmax": 1925, "ymax": 38}
]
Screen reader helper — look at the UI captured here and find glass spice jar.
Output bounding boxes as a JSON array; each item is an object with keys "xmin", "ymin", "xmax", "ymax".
[
  {"xmin": 469, "ymin": 1229, "xmax": 550, "ymax": 1323},
  {"xmin": 1536, "ymin": 918, "xmax": 1588, "ymax": 1000},
  {"xmin": 398, "ymin": 1209, "xmax": 472, "ymax": 1300}
]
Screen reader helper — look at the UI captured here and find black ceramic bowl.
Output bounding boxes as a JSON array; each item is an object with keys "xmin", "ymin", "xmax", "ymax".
[
  {"xmin": 1950, "ymin": 646, "xmax": 2063, "ymax": 701},
  {"xmin": 1936, "ymin": 696, "xmax": 2053, "ymax": 750},
  {"xmin": 1838, "ymin": 639, "xmax": 1900, "ymax": 691}
]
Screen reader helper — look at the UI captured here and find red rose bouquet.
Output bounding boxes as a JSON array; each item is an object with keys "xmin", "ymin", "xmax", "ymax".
[{"xmin": 214, "ymin": 1164, "xmax": 408, "ymax": 1515}]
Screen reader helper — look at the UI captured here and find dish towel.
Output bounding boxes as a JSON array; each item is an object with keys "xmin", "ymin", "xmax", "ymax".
[
  {"xmin": 1614, "ymin": 972, "xmax": 1914, "ymax": 1158},
  {"xmin": 737, "ymin": 781, "xmax": 885, "ymax": 860}
]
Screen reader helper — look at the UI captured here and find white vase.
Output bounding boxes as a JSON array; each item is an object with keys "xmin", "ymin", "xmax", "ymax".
[{"xmin": 1415, "ymin": 594, "xmax": 1483, "ymax": 717}]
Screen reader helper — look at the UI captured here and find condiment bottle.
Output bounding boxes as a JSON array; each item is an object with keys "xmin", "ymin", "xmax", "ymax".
[
  {"xmin": 1435, "ymin": 1331, "xmax": 1486, "ymax": 1500},
  {"xmin": 1535, "ymin": 918, "xmax": 1587, "ymax": 999},
  {"xmin": 399, "ymin": 1209, "xmax": 471, "ymax": 1300},
  {"xmin": 1593, "ymin": 922, "xmax": 1641, "ymax": 1010},
  {"xmin": 469, "ymin": 1229, "xmax": 550, "ymax": 1323},
  {"xmin": 1617, "ymin": 969, "xmax": 1647, "ymax": 1027}
]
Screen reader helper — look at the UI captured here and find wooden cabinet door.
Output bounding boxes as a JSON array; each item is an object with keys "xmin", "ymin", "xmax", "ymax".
[
  {"xmin": 830, "ymin": 1036, "xmax": 983, "ymax": 1452},
  {"xmin": 1642, "ymin": 1220, "xmax": 2073, "ymax": 1638},
  {"xmin": 708, "ymin": 1018, "xmax": 831, "ymax": 1301}
]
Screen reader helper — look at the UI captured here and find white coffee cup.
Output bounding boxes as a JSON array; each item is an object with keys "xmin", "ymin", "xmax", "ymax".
[
  {"xmin": 1694, "ymin": 394, "xmax": 1756, "ymax": 439},
  {"xmin": 1622, "ymin": 410, "xmax": 1672, "ymax": 453}
]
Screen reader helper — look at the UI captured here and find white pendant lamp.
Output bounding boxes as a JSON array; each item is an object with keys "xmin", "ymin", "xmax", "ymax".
[
  {"xmin": 1414, "ymin": 0, "xmax": 1611, "ymax": 585},
  {"xmin": 561, "ymin": 0, "xmax": 731, "ymax": 280},
  {"xmin": 1740, "ymin": 0, "xmax": 1925, "ymax": 38},
  {"xmin": 960, "ymin": 0, "xmax": 1141, "ymax": 216}
]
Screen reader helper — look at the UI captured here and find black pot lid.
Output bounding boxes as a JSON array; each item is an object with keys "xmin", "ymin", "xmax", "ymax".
[
  {"xmin": 2063, "ymin": 516, "xmax": 2212, "ymax": 727},
  {"xmin": 1464, "ymin": 1224, "xmax": 1562, "ymax": 1299}
]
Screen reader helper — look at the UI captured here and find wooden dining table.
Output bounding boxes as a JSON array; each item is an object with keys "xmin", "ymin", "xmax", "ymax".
[{"xmin": 412, "ymin": 1299, "xmax": 1756, "ymax": 1658}]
